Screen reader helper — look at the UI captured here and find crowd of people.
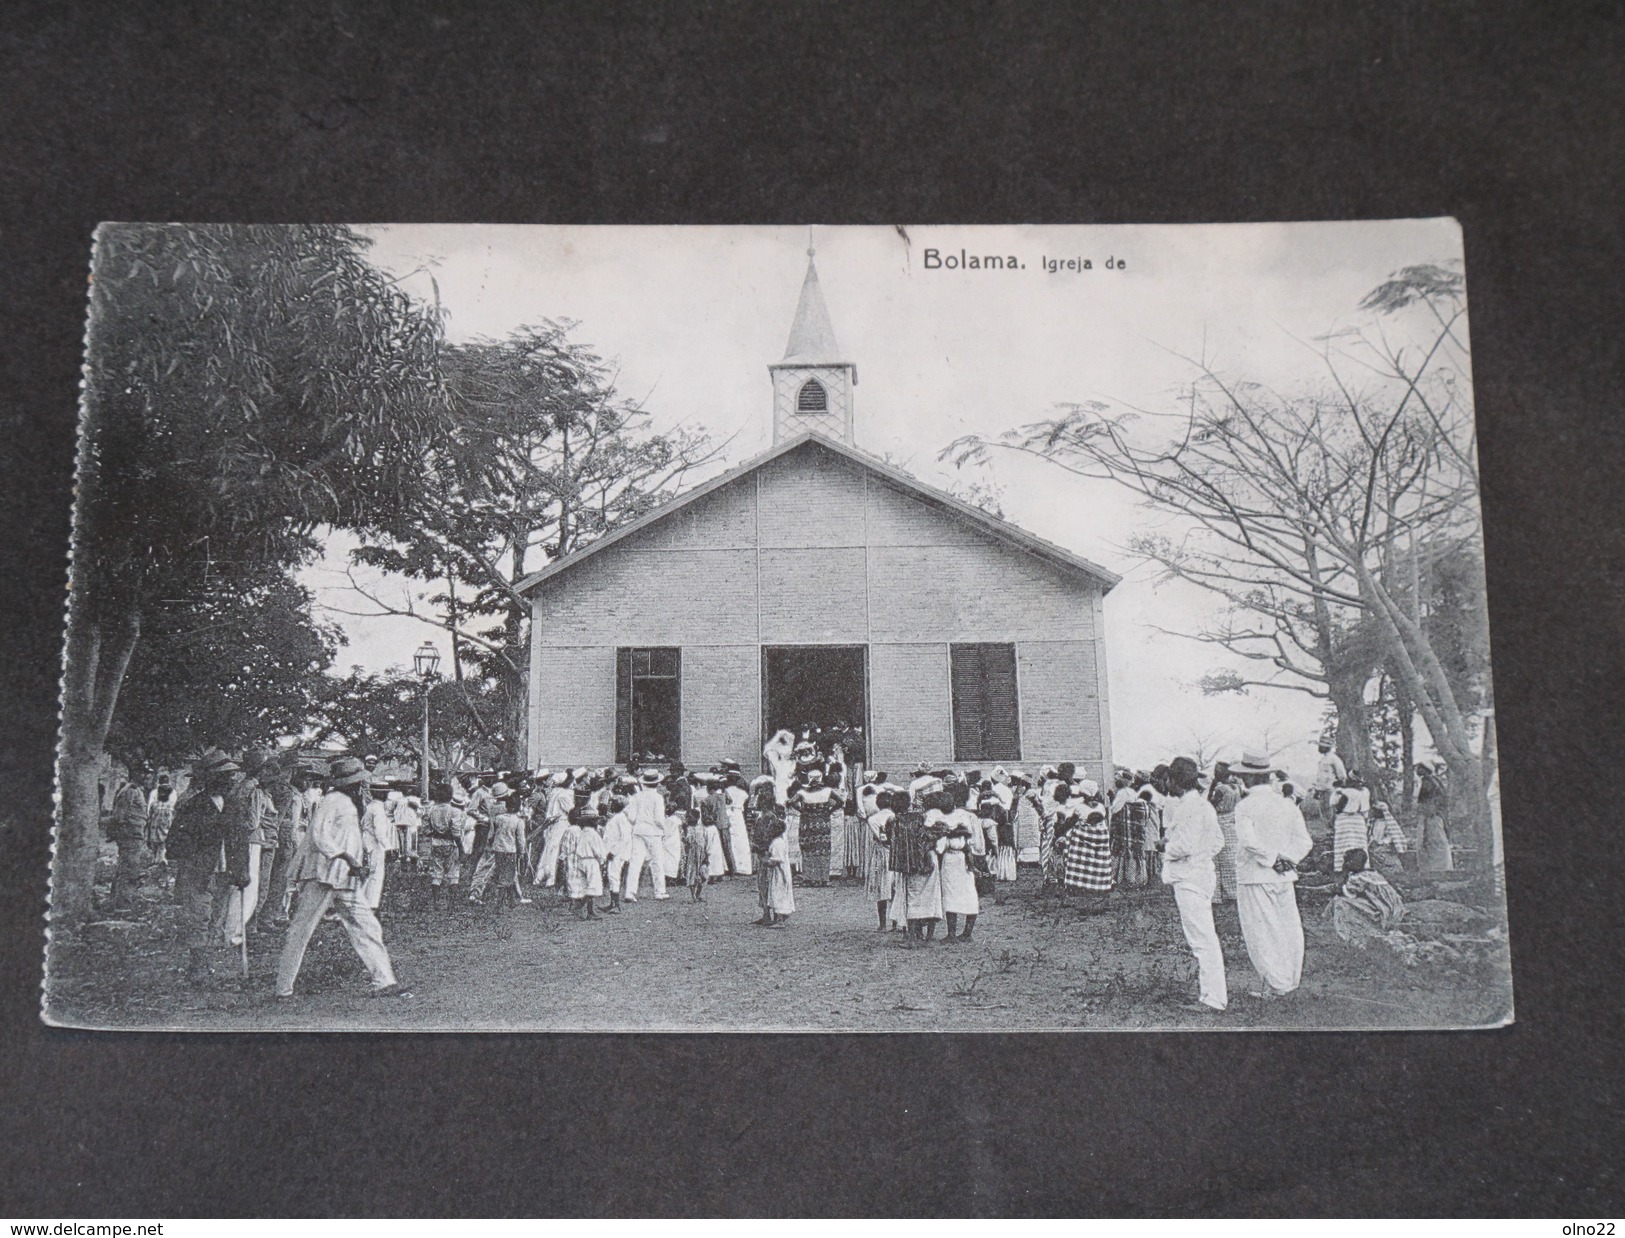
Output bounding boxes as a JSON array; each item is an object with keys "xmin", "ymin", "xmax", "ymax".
[{"xmin": 95, "ymin": 728, "xmax": 1458, "ymax": 1012}]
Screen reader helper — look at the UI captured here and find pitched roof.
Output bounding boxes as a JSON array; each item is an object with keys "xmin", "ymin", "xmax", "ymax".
[
  {"xmin": 781, "ymin": 257, "xmax": 847, "ymax": 365},
  {"xmin": 515, "ymin": 431, "xmax": 1122, "ymax": 595}
]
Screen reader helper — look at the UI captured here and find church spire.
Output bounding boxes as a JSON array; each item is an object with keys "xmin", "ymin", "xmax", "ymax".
[
  {"xmin": 782, "ymin": 235, "xmax": 843, "ymax": 364},
  {"xmin": 769, "ymin": 230, "xmax": 858, "ymax": 446}
]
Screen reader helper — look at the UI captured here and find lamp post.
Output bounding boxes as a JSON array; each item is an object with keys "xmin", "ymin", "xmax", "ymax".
[{"xmin": 413, "ymin": 641, "xmax": 441, "ymax": 801}]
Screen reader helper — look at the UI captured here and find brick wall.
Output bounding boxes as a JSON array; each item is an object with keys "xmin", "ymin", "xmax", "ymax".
[
  {"xmin": 531, "ymin": 646, "xmax": 616, "ymax": 767},
  {"xmin": 1016, "ymin": 639, "xmax": 1106, "ymax": 773},
  {"xmin": 526, "ymin": 436, "xmax": 1112, "ymax": 771},
  {"xmin": 679, "ymin": 645, "xmax": 760, "ymax": 767},
  {"xmin": 868, "ymin": 642, "xmax": 953, "ymax": 766},
  {"xmin": 533, "ymin": 544, "xmax": 758, "ymax": 646}
]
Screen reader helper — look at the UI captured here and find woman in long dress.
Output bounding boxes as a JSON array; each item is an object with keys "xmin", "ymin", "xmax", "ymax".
[
  {"xmin": 1331, "ymin": 776, "xmax": 1371, "ymax": 871},
  {"xmin": 747, "ymin": 778, "xmax": 781, "ymax": 925},
  {"xmin": 724, "ymin": 773, "xmax": 753, "ymax": 876},
  {"xmin": 1042, "ymin": 786, "xmax": 1077, "ymax": 894},
  {"xmin": 791, "ymin": 774, "xmax": 837, "ymax": 888},
  {"xmin": 1063, "ymin": 801, "xmax": 1114, "ymax": 906},
  {"xmin": 1207, "ymin": 764, "xmax": 1241, "ymax": 902},
  {"xmin": 982, "ymin": 793, "xmax": 1017, "ymax": 902},
  {"xmin": 1416, "ymin": 764, "xmax": 1454, "ymax": 872},
  {"xmin": 865, "ymin": 789, "xmax": 899, "ymax": 929},
  {"xmin": 899, "ymin": 808, "xmax": 944, "ymax": 943},
  {"xmin": 763, "ymin": 730, "xmax": 796, "ymax": 806},
  {"xmin": 937, "ymin": 824, "xmax": 981, "ymax": 942}
]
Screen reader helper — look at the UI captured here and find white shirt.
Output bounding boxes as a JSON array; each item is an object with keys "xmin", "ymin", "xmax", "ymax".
[
  {"xmin": 625, "ymin": 787, "xmax": 668, "ymax": 837},
  {"xmin": 1233, "ymin": 784, "xmax": 1312, "ymax": 885},
  {"xmin": 601, "ymin": 810, "xmax": 633, "ymax": 860},
  {"xmin": 296, "ymin": 790, "xmax": 363, "ymax": 889},
  {"xmin": 1161, "ymin": 789, "xmax": 1225, "ymax": 896},
  {"xmin": 1314, "ymin": 751, "xmax": 1347, "ymax": 791}
]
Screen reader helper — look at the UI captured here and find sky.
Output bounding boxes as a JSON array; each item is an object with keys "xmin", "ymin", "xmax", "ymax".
[{"xmin": 302, "ymin": 219, "xmax": 1468, "ymax": 781}]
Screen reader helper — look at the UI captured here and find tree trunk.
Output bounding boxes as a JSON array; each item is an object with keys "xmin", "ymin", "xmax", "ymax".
[
  {"xmin": 1327, "ymin": 667, "xmax": 1376, "ymax": 788},
  {"xmin": 1355, "ymin": 563, "xmax": 1490, "ymax": 868},
  {"xmin": 1397, "ymin": 675, "xmax": 1416, "ymax": 817},
  {"xmin": 55, "ymin": 609, "xmax": 141, "ymax": 925}
]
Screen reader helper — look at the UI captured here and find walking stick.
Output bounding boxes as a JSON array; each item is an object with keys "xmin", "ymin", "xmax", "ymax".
[{"xmin": 238, "ymin": 891, "xmax": 249, "ymax": 979}]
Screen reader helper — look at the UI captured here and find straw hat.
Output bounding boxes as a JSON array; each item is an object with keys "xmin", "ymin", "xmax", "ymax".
[
  {"xmin": 640, "ymin": 770, "xmax": 663, "ymax": 787},
  {"xmin": 328, "ymin": 756, "xmax": 369, "ymax": 788},
  {"xmin": 1234, "ymin": 750, "xmax": 1274, "ymax": 774}
]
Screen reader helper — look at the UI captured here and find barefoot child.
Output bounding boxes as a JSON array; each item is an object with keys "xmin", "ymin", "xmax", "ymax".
[
  {"xmin": 566, "ymin": 805, "xmax": 607, "ymax": 919},
  {"xmin": 684, "ymin": 809, "xmax": 708, "ymax": 902},
  {"xmin": 485, "ymin": 792, "xmax": 527, "ymax": 914},
  {"xmin": 763, "ymin": 814, "xmax": 795, "ymax": 926}
]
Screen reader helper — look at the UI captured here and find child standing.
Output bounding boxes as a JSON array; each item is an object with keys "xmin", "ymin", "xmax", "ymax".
[
  {"xmin": 482, "ymin": 793, "xmax": 527, "ymax": 913},
  {"xmin": 599, "ymin": 794, "xmax": 632, "ymax": 914},
  {"xmin": 865, "ymin": 788, "xmax": 898, "ymax": 930},
  {"xmin": 566, "ymin": 806, "xmax": 607, "ymax": 919},
  {"xmin": 763, "ymin": 815, "xmax": 795, "ymax": 926},
  {"xmin": 684, "ymin": 810, "xmax": 709, "ymax": 902}
]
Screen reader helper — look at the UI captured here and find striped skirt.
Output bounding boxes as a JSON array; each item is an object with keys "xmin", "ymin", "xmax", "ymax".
[
  {"xmin": 1212, "ymin": 810, "xmax": 1240, "ymax": 901},
  {"xmin": 1333, "ymin": 814, "xmax": 1369, "ymax": 870}
]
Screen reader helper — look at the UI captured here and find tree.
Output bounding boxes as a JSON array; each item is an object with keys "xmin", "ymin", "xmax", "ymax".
[
  {"xmin": 59, "ymin": 224, "xmax": 450, "ymax": 920},
  {"xmin": 105, "ymin": 572, "xmax": 341, "ymax": 768},
  {"xmin": 345, "ymin": 321, "xmax": 722, "ymax": 764},
  {"xmin": 312, "ymin": 668, "xmax": 506, "ymax": 776},
  {"xmin": 946, "ymin": 264, "xmax": 1494, "ymax": 862}
]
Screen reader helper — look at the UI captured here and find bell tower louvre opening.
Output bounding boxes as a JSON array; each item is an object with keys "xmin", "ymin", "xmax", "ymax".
[{"xmin": 761, "ymin": 645, "xmax": 868, "ymax": 758}]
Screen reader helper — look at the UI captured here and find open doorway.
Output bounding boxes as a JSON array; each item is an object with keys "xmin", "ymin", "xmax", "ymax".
[{"xmin": 761, "ymin": 645, "xmax": 868, "ymax": 761}]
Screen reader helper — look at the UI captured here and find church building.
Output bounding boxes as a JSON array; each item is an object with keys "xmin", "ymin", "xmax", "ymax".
[{"xmin": 518, "ymin": 250, "xmax": 1120, "ymax": 778}]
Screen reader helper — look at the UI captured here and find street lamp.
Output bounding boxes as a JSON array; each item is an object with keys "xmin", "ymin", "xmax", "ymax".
[{"xmin": 413, "ymin": 642, "xmax": 441, "ymax": 800}]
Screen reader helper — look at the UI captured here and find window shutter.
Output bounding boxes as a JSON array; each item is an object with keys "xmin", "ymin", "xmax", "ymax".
[
  {"xmin": 615, "ymin": 647, "xmax": 633, "ymax": 764},
  {"xmin": 950, "ymin": 644, "xmax": 985, "ymax": 761},
  {"xmin": 982, "ymin": 644, "xmax": 1021, "ymax": 761},
  {"xmin": 951, "ymin": 643, "xmax": 1021, "ymax": 761}
]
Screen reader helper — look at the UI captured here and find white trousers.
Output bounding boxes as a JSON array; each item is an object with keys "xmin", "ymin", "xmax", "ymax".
[
  {"xmin": 1172, "ymin": 884, "xmax": 1228, "ymax": 1010},
  {"xmin": 275, "ymin": 879, "xmax": 396, "ymax": 996},
  {"xmin": 627, "ymin": 836, "xmax": 666, "ymax": 898},
  {"xmin": 224, "ymin": 842, "xmax": 264, "ymax": 945},
  {"xmin": 605, "ymin": 855, "xmax": 629, "ymax": 897},
  {"xmin": 1237, "ymin": 882, "xmax": 1304, "ymax": 995}
]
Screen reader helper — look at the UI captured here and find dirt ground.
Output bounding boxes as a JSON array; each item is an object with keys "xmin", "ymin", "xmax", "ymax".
[{"xmin": 43, "ymin": 852, "xmax": 1512, "ymax": 1032}]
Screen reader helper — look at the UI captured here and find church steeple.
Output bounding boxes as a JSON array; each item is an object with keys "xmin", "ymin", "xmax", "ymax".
[{"xmin": 769, "ymin": 233, "xmax": 857, "ymax": 445}]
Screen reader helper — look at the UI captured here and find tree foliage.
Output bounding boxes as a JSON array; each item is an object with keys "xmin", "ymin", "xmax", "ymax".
[
  {"xmin": 312, "ymin": 668, "xmax": 506, "ymax": 775},
  {"xmin": 347, "ymin": 320, "xmax": 722, "ymax": 764},
  {"xmin": 106, "ymin": 572, "xmax": 341, "ymax": 767},
  {"xmin": 946, "ymin": 263, "xmax": 1495, "ymax": 856},
  {"xmin": 58, "ymin": 224, "xmax": 452, "ymax": 918}
]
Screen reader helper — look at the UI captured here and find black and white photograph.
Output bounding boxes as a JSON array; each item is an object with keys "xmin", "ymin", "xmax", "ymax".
[{"xmin": 46, "ymin": 221, "xmax": 1510, "ymax": 1032}]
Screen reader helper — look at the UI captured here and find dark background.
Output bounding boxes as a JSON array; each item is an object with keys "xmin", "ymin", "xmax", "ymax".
[{"xmin": 2, "ymin": 0, "xmax": 1620, "ymax": 1216}]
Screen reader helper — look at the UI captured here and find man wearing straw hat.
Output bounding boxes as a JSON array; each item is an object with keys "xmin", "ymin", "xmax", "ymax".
[
  {"xmin": 167, "ymin": 749, "xmax": 241, "ymax": 982},
  {"xmin": 275, "ymin": 755, "xmax": 407, "ymax": 999},
  {"xmin": 623, "ymin": 769, "xmax": 671, "ymax": 900},
  {"xmin": 1231, "ymin": 749, "xmax": 1313, "ymax": 1001},
  {"xmin": 1161, "ymin": 756, "xmax": 1229, "ymax": 1012}
]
